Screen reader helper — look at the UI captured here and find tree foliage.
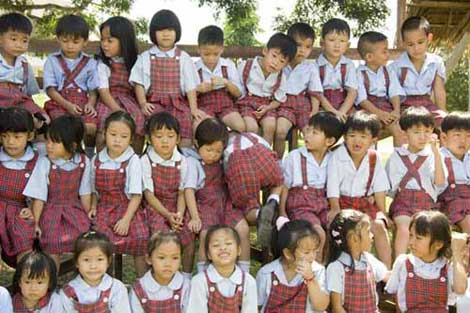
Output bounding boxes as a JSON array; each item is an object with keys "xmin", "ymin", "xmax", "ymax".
[{"xmin": 446, "ymin": 56, "xmax": 469, "ymax": 112}]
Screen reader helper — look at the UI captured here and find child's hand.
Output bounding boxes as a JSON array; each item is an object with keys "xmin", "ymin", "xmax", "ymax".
[
  {"xmin": 211, "ymin": 76, "xmax": 226, "ymax": 89},
  {"xmin": 188, "ymin": 217, "xmax": 202, "ymax": 234},
  {"xmin": 452, "ymin": 232, "xmax": 469, "ymax": 260},
  {"xmin": 34, "ymin": 224, "xmax": 42, "ymax": 238},
  {"xmin": 296, "ymin": 258, "xmax": 315, "ymax": 281},
  {"xmin": 141, "ymin": 102, "xmax": 155, "ymax": 117},
  {"xmin": 377, "ymin": 111, "xmax": 395, "ymax": 125},
  {"xmin": 198, "ymin": 82, "xmax": 213, "ymax": 93},
  {"xmin": 429, "ymin": 134, "xmax": 440, "ymax": 152},
  {"xmin": 65, "ymin": 102, "xmax": 83, "ymax": 116},
  {"xmin": 19, "ymin": 208, "xmax": 33, "ymax": 220},
  {"xmin": 84, "ymin": 103, "xmax": 97, "ymax": 118},
  {"xmin": 168, "ymin": 212, "xmax": 183, "ymax": 231},
  {"xmin": 254, "ymin": 105, "xmax": 269, "ymax": 120},
  {"xmin": 191, "ymin": 108, "xmax": 207, "ymax": 123},
  {"xmin": 334, "ymin": 110, "xmax": 348, "ymax": 123},
  {"xmin": 88, "ymin": 208, "xmax": 96, "ymax": 220},
  {"xmin": 113, "ymin": 217, "xmax": 131, "ymax": 236}
]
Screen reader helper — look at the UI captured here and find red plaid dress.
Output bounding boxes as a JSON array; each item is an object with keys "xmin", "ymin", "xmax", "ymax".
[
  {"xmin": 96, "ymin": 61, "xmax": 145, "ymax": 135},
  {"xmin": 362, "ymin": 68, "xmax": 394, "ymax": 113},
  {"xmin": 132, "ymin": 280, "xmax": 182, "ymax": 313},
  {"xmin": 319, "ymin": 64, "xmax": 347, "ymax": 111},
  {"xmin": 404, "ymin": 258, "xmax": 448, "ymax": 313},
  {"xmin": 237, "ymin": 59, "xmax": 281, "ymax": 119},
  {"xmin": 63, "ymin": 284, "xmax": 112, "ymax": 313},
  {"xmin": 264, "ymin": 272, "xmax": 308, "ymax": 313},
  {"xmin": 286, "ymin": 154, "xmax": 329, "ymax": 226},
  {"xmin": 147, "ymin": 49, "xmax": 192, "ymax": 139},
  {"xmin": 389, "ymin": 154, "xmax": 437, "ymax": 218},
  {"xmin": 197, "ymin": 66, "xmax": 236, "ymax": 119},
  {"xmin": 342, "ymin": 261, "xmax": 378, "ymax": 313},
  {"xmin": 0, "ymin": 153, "xmax": 38, "ymax": 257},
  {"xmin": 12, "ymin": 292, "xmax": 51, "ymax": 312},
  {"xmin": 438, "ymin": 157, "xmax": 470, "ymax": 224},
  {"xmin": 44, "ymin": 55, "xmax": 97, "ymax": 124},
  {"xmin": 206, "ymin": 269, "xmax": 244, "ymax": 313},
  {"xmin": 226, "ymin": 133, "xmax": 283, "ymax": 215},
  {"xmin": 339, "ymin": 150, "xmax": 379, "ymax": 220},
  {"xmin": 94, "ymin": 157, "xmax": 148, "ymax": 255}
]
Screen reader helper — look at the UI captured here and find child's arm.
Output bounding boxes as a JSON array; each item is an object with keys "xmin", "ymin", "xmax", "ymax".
[
  {"xmin": 98, "ymin": 88, "xmax": 122, "ymax": 112},
  {"xmin": 187, "ymin": 88, "xmax": 206, "ymax": 122},
  {"xmin": 310, "ymin": 96, "xmax": 320, "ymax": 117},
  {"xmin": 80, "ymin": 194, "xmax": 92, "ymax": 213},
  {"xmin": 32, "ymin": 199, "xmax": 44, "ymax": 236},
  {"xmin": 113, "ymin": 194, "xmax": 141, "ymax": 236},
  {"xmin": 430, "ymin": 136, "xmax": 446, "ymax": 187},
  {"xmin": 279, "ymin": 186, "xmax": 288, "ymax": 217},
  {"xmin": 389, "ymin": 95, "xmax": 401, "ymax": 120},
  {"xmin": 327, "ymin": 154, "xmax": 341, "ymax": 223},
  {"xmin": 452, "ymin": 235, "xmax": 468, "ymax": 294},
  {"xmin": 319, "ymin": 95, "xmax": 347, "ymax": 122},
  {"xmin": 135, "ymin": 83, "xmax": 154, "ymax": 117},
  {"xmin": 297, "ymin": 261, "xmax": 329, "ymax": 311},
  {"xmin": 330, "ymin": 292, "xmax": 346, "ymax": 313},
  {"xmin": 184, "ymin": 188, "xmax": 201, "ymax": 234},
  {"xmin": 339, "ymin": 88, "xmax": 357, "ymax": 114},
  {"xmin": 432, "ymin": 75, "xmax": 446, "ymax": 111}
]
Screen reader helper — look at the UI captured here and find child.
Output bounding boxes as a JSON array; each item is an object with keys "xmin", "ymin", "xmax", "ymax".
[
  {"xmin": 274, "ymin": 22, "xmax": 323, "ymax": 159},
  {"xmin": 91, "ymin": 111, "xmax": 148, "ymax": 277},
  {"xmin": 327, "ymin": 110, "xmax": 392, "ymax": 268},
  {"xmin": 280, "ymin": 111, "xmax": 343, "ymax": 259},
  {"xmin": 129, "ymin": 231, "xmax": 191, "ymax": 313},
  {"xmin": 130, "ymin": 9, "xmax": 201, "ymax": 148},
  {"xmin": 385, "ymin": 210, "xmax": 468, "ymax": 312},
  {"xmin": 257, "ymin": 220, "xmax": 329, "ymax": 312},
  {"xmin": 316, "ymin": 18, "xmax": 358, "ymax": 122},
  {"xmin": 327, "ymin": 209, "xmax": 389, "ymax": 312},
  {"xmin": 195, "ymin": 25, "xmax": 245, "ymax": 132},
  {"xmin": 237, "ymin": 33, "xmax": 296, "ymax": 145},
  {"xmin": 0, "ymin": 286, "xmax": 12, "ymax": 313},
  {"xmin": 23, "ymin": 115, "xmax": 91, "ymax": 269},
  {"xmin": 43, "ymin": 14, "xmax": 99, "ymax": 156},
  {"xmin": 356, "ymin": 31, "xmax": 404, "ymax": 147},
  {"xmin": 60, "ymin": 231, "xmax": 131, "ymax": 312},
  {"xmin": 187, "ymin": 224, "xmax": 258, "ymax": 312},
  {"xmin": 391, "ymin": 16, "xmax": 447, "ymax": 125},
  {"xmin": 141, "ymin": 112, "xmax": 194, "ymax": 277},
  {"xmin": 96, "ymin": 16, "xmax": 145, "ymax": 153},
  {"xmin": 386, "ymin": 106, "xmax": 446, "ymax": 257}
]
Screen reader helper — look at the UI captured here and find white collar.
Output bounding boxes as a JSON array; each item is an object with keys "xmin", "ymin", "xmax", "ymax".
[
  {"xmin": 0, "ymin": 52, "xmax": 26, "ymax": 67},
  {"xmin": 206, "ymin": 264, "xmax": 243, "ymax": 285},
  {"xmin": 396, "ymin": 146, "xmax": 430, "ymax": 157},
  {"xmin": 317, "ymin": 53, "xmax": 348, "ymax": 68},
  {"xmin": 338, "ymin": 251, "xmax": 369, "ymax": 266},
  {"xmin": 149, "ymin": 45, "xmax": 177, "ymax": 56},
  {"xmin": 0, "ymin": 146, "xmax": 34, "ymax": 162},
  {"xmin": 197, "ymin": 58, "xmax": 226, "ymax": 73},
  {"xmin": 440, "ymin": 147, "xmax": 470, "ymax": 163},
  {"xmin": 299, "ymin": 146, "xmax": 329, "ymax": 168},
  {"xmin": 98, "ymin": 146, "xmax": 134, "ymax": 163},
  {"xmin": 52, "ymin": 50, "xmax": 88, "ymax": 61},
  {"xmin": 49, "ymin": 152, "xmax": 83, "ymax": 165},
  {"xmin": 75, "ymin": 273, "xmax": 113, "ymax": 291},
  {"xmin": 408, "ymin": 254, "xmax": 447, "ymax": 271},
  {"xmin": 141, "ymin": 270, "xmax": 183, "ymax": 292},
  {"xmin": 147, "ymin": 146, "xmax": 182, "ymax": 164}
]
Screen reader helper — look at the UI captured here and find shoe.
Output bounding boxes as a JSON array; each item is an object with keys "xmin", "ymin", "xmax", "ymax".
[{"xmin": 257, "ymin": 199, "xmax": 278, "ymax": 247}]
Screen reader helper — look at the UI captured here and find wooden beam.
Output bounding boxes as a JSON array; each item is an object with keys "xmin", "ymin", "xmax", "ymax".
[
  {"xmin": 408, "ymin": 1, "xmax": 470, "ymax": 9},
  {"xmin": 396, "ymin": 0, "xmax": 407, "ymax": 47},
  {"xmin": 446, "ymin": 32, "xmax": 470, "ymax": 76}
]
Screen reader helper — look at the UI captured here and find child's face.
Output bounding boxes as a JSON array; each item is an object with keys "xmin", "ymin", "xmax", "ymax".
[
  {"xmin": 76, "ymin": 247, "xmax": 110, "ymax": 287},
  {"xmin": 198, "ymin": 141, "xmax": 224, "ymax": 165},
  {"xmin": 261, "ymin": 48, "xmax": 289, "ymax": 74},
  {"xmin": 408, "ymin": 224, "xmax": 441, "ymax": 261},
  {"xmin": 155, "ymin": 28, "xmax": 176, "ymax": 50},
  {"xmin": 292, "ymin": 36, "xmax": 313, "ymax": 64},
  {"xmin": 402, "ymin": 29, "xmax": 430, "ymax": 61},
  {"xmin": 292, "ymin": 236, "xmax": 319, "ymax": 265},
  {"xmin": 321, "ymin": 31, "xmax": 350, "ymax": 60},
  {"xmin": 0, "ymin": 30, "xmax": 29, "ymax": 62},
  {"xmin": 441, "ymin": 129, "xmax": 467, "ymax": 160},
  {"xmin": 366, "ymin": 40, "xmax": 389, "ymax": 67},
  {"xmin": 149, "ymin": 127, "xmax": 180, "ymax": 160},
  {"xmin": 405, "ymin": 124, "xmax": 434, "ymax": 152},
  {"xmin": 46, "ymin": 138, "xmax": 71, "ymax": 160},
  {"xmin": 344, "ymin": 129, "xmax": 376, "ymax": 159},
  {"xmin": 105, "ymin": 121, "xmax": 132, "ymax": 158},
  {"xmin": 207, "ymin": 229, "xmax": 240, "ymax": 268},
  {"xmin": 1, "ymin": 131, "xmax": 32, "ymax": 159},
  {"xmin": 303, "ymin": 126, "xmax": 333, "ymax": 152},
  {"xmin": 147, "ymin": 241, "xmax": 181, "ymax": 284},
  {"xmin": 19, "ymin": 270, "xmax": 50, "ymax": 303},
  {"xmin": 100, "ymin": 26, "xmax": 120, "ymax": 58},
  {"xmin": 198, "ymin": 44, "xmax": 224, "ymax": 70},
  {"xmin": 57, "ymin": 35, "xmax": 87, "ymax": 59}
]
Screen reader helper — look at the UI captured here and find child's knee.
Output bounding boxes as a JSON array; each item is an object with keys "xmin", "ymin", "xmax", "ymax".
[{"xmin": 235, "ymin": 219, "xmax": 250, "ymax": 238}]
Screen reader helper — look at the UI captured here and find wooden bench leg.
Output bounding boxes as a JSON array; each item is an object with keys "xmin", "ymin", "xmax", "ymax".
[{"xmin": 113, "ymin": 254, "xmax": 123, "ymax": 281}]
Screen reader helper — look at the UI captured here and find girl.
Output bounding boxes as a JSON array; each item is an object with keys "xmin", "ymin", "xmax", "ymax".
[
  {"xmin": 0, "ymin": 107, "xmax": 37, "ymax": 263},
  {"xmin": 256, "ymin": 219, "xmax": 329, "ymax": 312},
  {"xmin": 24, "ymin": 115, "xmax": 91, "ymax": 269},
  {"xmin": 141, "ymin": 112, "xmax": 194, "ymax": 277},
  {"xmin": 385, "ymin": 210, "xmax": 468, "ymax": 312},
  {"xmin": 187, "ymin": 224, "xmax": 258, "ymax": 313},
  {"xmin": 60, "ymin": 231, "xmax": 131, "ymax": 312},
  {"xmin": 96, "ymin": 16, "xmax": 145, "ymax": 153},
  {"xmin": 91, "ymin": 111, "xmax": 148, "ymax": 276},
  {"xmin": 129, "ymin": 231, "xmax": 191, "ymax": 313},
  {"xmin": 326, "ymin": 209, "xmax": 389, "ymax": 313}
]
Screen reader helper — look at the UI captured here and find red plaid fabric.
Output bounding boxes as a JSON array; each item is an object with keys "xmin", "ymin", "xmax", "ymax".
[
  {"xmin": 319, "ymin": 64, "xmax": 347, "ymax": 111},
  {"xmin": 362, "ymin": 69, "xmax": 394, "ymax": 113},
  {"xmin": 197, "ymin": 66, "xmax": 235, "ymax": 119},
  {"xmin": 342, "ymin": 262, "xmax": 378, "ymax": 313},
  {"xmin": 277, "ymin": 91, "xmax": 319, "ymax": 129},
  {"xmin": 63, "ymin": 284, "xmax": 112, "ymax": 313},
  {"xmin": 438, "ymin": 157, "xmax": 470, "ymax": 224},
  {"xmin": 144, "ymin": 160, "xmax": 194, "ymax": 246},
  {"xmin": 12, "ymin": 292, "xmax": 51, "ymax": 312},
  {"xmin": 133, "ymin": 280, "xmax": 182, "ymax": 313},
  {"xmin": 405, "ymin": 258, "xmax": 448, "ymax": 312},
  {"xmin": 226, "ymin": 133, "xmax": 283, "ymax": 214},
  {"xmin": 206, "ymin": 270, "xmax": 244, "ymax": 313},
  {"xmin": 44, "ymin": 55, "xmax": 97, "ymax": 124},
  {"xmin": 286, "ymin": 155, "xmax": 329, "ymax": 226},
  {"xmin": 96, "ymin": 61, "xmax": 145, "ymax": 135},
  {"xmin": 264, "ymin": 272, "xmax": 308, "ymax": 313},
  {"xmin": 147, "ymin": 49, "xmax": 192, "ymax": 139},
  {"xmin": 94, "ymin": 157, "xmax": 148, "ymax": 255}
]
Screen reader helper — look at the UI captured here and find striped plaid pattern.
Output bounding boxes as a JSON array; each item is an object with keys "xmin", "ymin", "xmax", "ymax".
[
  {"xmin": 63, "ymin": 284, "xmax": 112, "ymax": 313},
  {"xmin": 342, "ymin": 262, "xmax": 378, "ymax": 313},
  {"xmin": 362, "ymin": 67, "xmax": 394, "ymax": 113},
  {"xmin": 264, "ymin": 272, "xmax": 308, "ymax": 313},
  {"xmin": 12, "ymin": 292, "xmax": 51, "ymax": 312},
  {"xmin": 197, "ymin": 66, "xmax": 235, "ymax": 119},
  {"xmin": 277, "ymin": 92, "xmax": 315, "ymax": 129},
  {"xmin": 206, "ymin": 270, "xmax": 244, "ymax": 313},
  {"xmin": 133, "ymin": 280, "xmax": 182, "ymax": 313},
  {"xmin": 319, "ymin": 63, "xmax": 347, "ymax": 111}
]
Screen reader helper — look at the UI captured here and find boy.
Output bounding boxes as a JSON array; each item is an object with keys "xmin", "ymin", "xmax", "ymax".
[
  {"xmin": 316, "ymin": 18, "xmax": 357, "ymax": 122},
  {"xmin": 43, "ymin": 15, "xmax": 98, "ymax": 156},
  {"xmin": 327, "ymin": 110, "xmax": 392, "ymax": 268},
  {"xmin": 390, "ymin": 16, "xmax": 447, "ymax": 125},
  {"xmin": 274, "ymin": 22, "xmax": 323, "ymax": 159},
  {"xmin": 356, "ymin": 31, "xmax": 405, "ymax": 147},
  {"xmin": 195, "ymin": 25, "xmax": 245, "ymax": 132},
  {"xmin": 386, "ymin": 106, "xmax": 446, "ymax": 257},
  {"xmin": 237, "ymin": 33, "xmax": 296, "ymax": 145}
]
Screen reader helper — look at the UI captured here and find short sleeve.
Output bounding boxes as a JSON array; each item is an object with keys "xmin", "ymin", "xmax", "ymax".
[
  {"xmin": 23, "ymin": 156, "xmax": 50, "ymax": 202},
  {"xmin": 184, "ymin": 157, "xmax": 204, "ymax": 190},
  {"xmin": 97, "ymin": 61, "xmax": 111, "ymax": 89},
  {"xmin": 282, "ymin": 153, "xmax": 295, "ymax": 187},
  {"xmin": 109, "ymin": 279, "xmax": 132, "ymax": 313},
  {"xmin": 241, "ymin": 274, "xmax": 258, "ymax": 313},
  {"xmin": 344, "ymin": 61, "xmax": 358, "ymax": 90},
  {"xmin": 387, "ymin": 66, "xmax": 405, "ymax": 100},
  {"xmin": 226, "ymin": 59, "xmax": 244, "ymax": 96},
  {"xmin": 187, "ymin": 273, "xmax": 209, "ymax": 313},
  {"xmin": 25, "ymin": 63, "xmax": 40, "ymax": 95},
  {"xmin": 355, "ymin": 69, "xmax": 368, "ymax": 106},
  {"xmin": 180, "ymin": 51, "xmax": 199, "ymax": 93},
  {"xmin": 326, "ymin": 153, "xmax": 340, "ymax": 198},
  {"xmin": 85, "ymin": 58, "xmax": 99, "ymax": 91},
  {"xmin": 326, "ymin": 261, "xmax": 345, "ymax": 295},
  {"xmin": 0, "ymin": 287, "xmax": 12, "ymax": 313},
  {"xmin": 129, "ymin": 52, "xmax": 149, "ymax": 91},
  {"xmin": 126, "ymin": 155, "xmax": 143, "ymax": 195},
  {"xmin": 141, "ymin": 155, "xmax": 154, "ymax": 193},
  {"xmin": 366, "ymin": 253, "xmax": 389, "ymax": 282},
  {"xmin": 273, "ymin": 72, "xmax": 288, "ymax": 103},
  {"xmin": 384, "ymin": 254, "xmax": 407, "ymax": 294},
  {"xmin": 307, "ymin": 63, "xmax": 323, "ymax": 93},
  {"xmin": 370, "ymin": 154, "xmax": 391, "ymax": 194},
  {"xmin": 42, "ymin": 56, "xmax": 58, "ymax": 90},
  {"xmin": 256, "ymin": 268, "xmax": 270, "ymax": 308},
  {"xmin": 78, "ymin": 157, "xmax": 92, "ymax": 195},
  {"xmin": 436, "ymin": 56, "xmax": 446, "ymax": 82}
]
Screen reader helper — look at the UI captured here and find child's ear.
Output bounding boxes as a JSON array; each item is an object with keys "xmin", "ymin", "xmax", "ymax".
[
  {"xmin": 440, "ymin": 132, "xmax": 447, "ymax": 145},
  {"xmin": 347, "ymin": 41, "xmax": 350, "ymax": 49},
  {"xmin": 237, "ymin": 246, "xmax": 241, "ymax": 257},
  {"xmin": 427, "ymin": 33, "xmax": 433, "ymax": 42},
  {"xmin": 431, "ymin": 240, "xmax": 444, "ymax": 254},
  {"xmin": 372, "ymin": 136, "xmax": 378, "ymax": 145},
  {"xmin": 176, "ymin": 135, "xmax": 181, "ymax": 145},
  {"xmin": 262, "ymin": 47, "xmax": 268, "ymax": 57},
  {"xmin": 27, "ymin": 132, "xmax": 34, "ymax": 141},
  {"xmin": 145, "ymin": 254, "xmax": 152, "ymax": 266},
  {"xmin": 282, "ymin": 248, "xmax": 295, "ymax": 262},
  {"xmin": 325, "ymin": 137, "xmax": 336, "ymax": 148},
  {"xmin": 83, "ymin": 39, "xmax": 89, "ymax": 47}
]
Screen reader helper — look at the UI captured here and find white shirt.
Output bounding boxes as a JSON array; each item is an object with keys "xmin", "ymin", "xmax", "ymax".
[
  {"xmin": 0, "ymin": 286, "xmax": 12, "ymax": 313},
  {"xmin": 0, "ymin": 53, "xmax": 39, "ymax": 95},
  {"xmin": 440, "ymin": 147, "xmax": 470, "ymax": 186},
  {"xmin": 283, "ymin": 60, "xmax": 323, "ymax": 95},
  {"xmin": 283, "ymin": 147, "xmax": 329, "ymax": 189},
  {"xmin": 195, "ymin": 57, "xmax": 244, "ymax": 96},
  {"xmin": 456, "ymin": 277, "xmax": 470, "ymax": 312},
  {"xmin": 315, "ymin": 54, "xmax": 357, "ymax": 91},
  {"xmin": 0, "ymin": 146, "xmax": 35, "ymax": 170}
]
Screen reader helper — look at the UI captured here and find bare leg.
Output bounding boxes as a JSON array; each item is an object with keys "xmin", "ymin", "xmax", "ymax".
[
  {"xmin": 260, "ymin": 116, "xmax": 276, "ymax": 145},
  {"xmin": 394, "ymin": 215, "xmax": 411, "ymax": 258},
  {"xmin": 222, "ymin": 112, "xmax": 246, "ymax": 132},
  {"xmin": 371, "ymin": 219, "xmax": 392, "ymax": 269},
  {"xmin": 134, "ymin": 255, "xmax": 148, "ymax": 277},
  {"xmin": 182, "ymin": 241, "xmax": 195, "ymax": 273},
  {"xmin": 273, "ymin": 117, "xmax": 293, "ymax": 159}
]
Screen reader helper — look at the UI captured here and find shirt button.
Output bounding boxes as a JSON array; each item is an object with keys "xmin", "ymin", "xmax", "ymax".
[
  {"xmin": 103, "ymin": 297, "xmax": 108, "ymax": 303},
  {"xmin": 24, "ymin": 173, "xmax": 30, "ymax": 178},
  {"xmin": 141, "ymin": 298, "xmax": 148, "ymax": 304},
  {"xmin": 408, "ymin": 272, "xmax": 414, "ymax": 278},
  {"xmin": 119, "ymin": 168, "xmax": 124, "ymax": 173},
  {"xmin": 273, "ymin": 280, "xmax": 279, "ymax": 286},
  {"xmin": 237, "ymin": 286, "xmax": 243, "ymax": 292},
  {"xmin": 451, "ymin": 184, "xmax": 456, "ymax": 189},
  {"xmin": 77, "ymin": 88, "xmax": 82, "ymax": 93},
  {"xmin": 80, "ymin": 163, "xmax": 85, "ymax": 168},
  {"xmin": 440, "ymin": 277, "xmax": 446, "ymax": 282},
  {"xmin": 52, "ymin": 165, "xmax": 57, "ymax": 170},
  {"xmin": 151, "ymin": 163, "xmax": 156, "ymax": 167},
  {"xmin": 174, "ymin": 294, "xmax": 180, "ymax": 300},
  {"xmin": 209, "ymin": 286, "xmax": 215, "ymax": 292},
  {"xmin": 303, "ymin": 185, "xmax": 308, "ymax": 190}
]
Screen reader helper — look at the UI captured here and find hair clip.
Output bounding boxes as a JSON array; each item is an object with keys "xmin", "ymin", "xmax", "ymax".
[
  {"xmin": 335, "ymin": 239, "xmax": 342, "ymax": 245},
  {"xmin": 83, "ymin": 231, "xmax": 96, "ymax": 238},
  {"xmin": 331, "ymin": 230, "xmax": 340, "ymax": 237}
]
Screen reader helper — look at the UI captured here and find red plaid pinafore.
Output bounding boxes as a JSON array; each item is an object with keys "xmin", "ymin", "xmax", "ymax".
[
  {"xmin": 264, "ymin": 272, "xmax": 308, "ymax": 313},
  {"xmin": 405, "ymin": 258, "xmax": 448, "ymax": 312},
  {"xmin": 63, "ymin": 284, "xmax": 112, "ymax": 313},
  {"xmin": 389, "ymin": 154, "xmax": 437, "ymax": 218},
  {"xmin": 226, "ymin": 133, "xmax": 284, "ymax": 215},
  {"xmin": 197, "ymin": 66, "xmax": 235, "ymax": 119},
  {"xmin": 438, "ymin": 157, "xmax": 470, "ymax": 224},
  {"xmin": 44, "ymin": 55, "xmax": 97, "ymax": 124},
  {"xmin": 94, "ymin": 157, "xmax": 148, "ymax": 255},
  {"xmin": 0, "ymin": 152, "xmax": 38, "ymax": 257},
  {"xmin": 12, "ymin": 292, "xmax": 51, "ymax": 312},
  {"xmin": 206, "ymin": 269, "xmax": 245, "ymax": 313},
  {"xmin": 362, "ymin": 68, "xmax": 394, "ymax": 113},
  {"xmin": 147, "ymin": 49, "xmax": 192, "ymax": 139},
  {"xmin": 339, "ymin": 150, "xmax": 378, "ymax": 220},
  {"xmin": 342, "ymin": 260, "xmax": 378, "ymax": 313},
  {"xmin": 132, "ymin": 280, "xmax": 182, "ymax": 313},
  {"xmin": 319, "ymin": 63, "xmax": 347, "ymax": 111},
  {"xmin": 286, "ymin": 154, "xmax": 329, "ymax": 226},
  {"xmin": 237, "ymin": 59, "xmax": 282, "ymax": 119},
  {"xmin": 96, "ymin": 61, "xmax": 145, "ymax": 135}
]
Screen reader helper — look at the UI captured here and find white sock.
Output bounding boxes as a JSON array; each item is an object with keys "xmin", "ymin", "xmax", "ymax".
[
  {"xmin": 238, "ymin": 261, "xmax": 250, "ymax": 273},
  {"xmin": 267, "ymin": 194, "xmax": 280, "ymax": 204},
  {"xmin": 256, "ymin": 209, "xmax": 260, "ymax": 218},
  {"xmin": 196, "ymin": 262, "xmax": 207, "ymax": 273},
  {"xmin": 182, "ymin": 271, "xmax": 193, "ymax": 280}
]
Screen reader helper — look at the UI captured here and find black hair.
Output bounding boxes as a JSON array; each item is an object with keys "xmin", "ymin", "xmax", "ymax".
[
  {"xmin": 441, "ymin": 111, "xmax": 470, "ymax": 133},
  {"xmin": 401, "ymin": 16, "xmax": 431, "ymax": 39},
  {"xmin": 73, "ymin": 231, "xmax": 113, "ymax": 265},
  {"xmin": 357, "ymin": 31, "xmax": 388, "ymax": 59},
  {"xmin": 55, "ymin": 15, "xmax": 89, "ymax": 40},
  {"xmin": 147, "ymin": 231, "xmax": 182, "ymax": 255},
  {"xmin": 195, "ymin": 118, "xmax": 229, "ymax": 148},
  {"xmin": 308, "ymin": 111, "xmax": 344, "ymax": 144},
  {"xmin": 149, "ymin": 9, "xmax": 181, "ymax": 45},
  {"xmin": 344, "ymin": 110, "xmax": 381, "ymax": 138},
  {"xmin": 198, "ymin": 25, "xmax": 224, "ymax": 46},
  {"xmin": 266, "ymin": 32, "xmax": 297, "ymax": 62},
  {"xmin": 0, "ymin": 12, "xmax": 33, "ymax": 35},
  {"xmin": 287, "ymin": 22, "xmax": 315, "ymax": 41},
  {"xmin": 104, "ymin": 111, "xmax": 136, "ymax": 139},
  {"xmin": 399, "ymin": 106, "xmax": 435, "ymax": 131},
  {"xmin": 275, "ymin": 219, "xmax": 320, "ymax": 260},
  {"xmin": 145, "ymin": 111, "xmax": 180, "ymax": 136},
  {"xmin": 321, "ymin": 18, "xmax": 350, "ymax": 39},
  {"xmin": 0, "ymin": 107, "xmax": 34, "ymax": 133},
  {"xmin": 47, "ymin": 115, "xmax": 84, "ymax": 154},
  {"xmin": 99, "ymin": 16, "xmax": 138, "ymax": 72},
  {"xmin": 204, "ymin": 224, "xmax": 241, "ymax": 261}
]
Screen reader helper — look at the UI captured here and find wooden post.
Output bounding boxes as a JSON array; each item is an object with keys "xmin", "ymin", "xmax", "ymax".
[
  {"xmin": 446, "ymin": 32, "xmax": 470, "ymax": 77},
  {"xmin": 396, "ymin": 0, "xmax": 407, "ymax": 47},
  {"xmin": 468, "ymin": 56, "xmax": 470, "ymax": 112}
]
